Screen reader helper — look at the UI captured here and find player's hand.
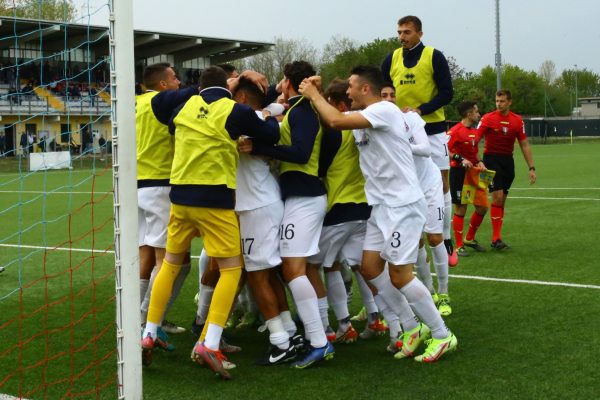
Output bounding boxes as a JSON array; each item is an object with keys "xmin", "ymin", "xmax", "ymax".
[
  {"xmin": 299, "ymin": 79, "xmax": 318, "ymax": 99},
  {"xmin": 461, "ymin": 159, "xmax": 473, "ymax": 169},
  {"xmin": 529, "ymin": 169, "xmax": 537, "ymax": 185},
  {"xmin": 238, "ymin": 136, "xmax": 253, "ymax": 153},
  {"xmin": 401, "ymin": 106, "xmax": 422, "ymax": 115},
  {"xmin": 240, "ymin": 70, "xmax": 269, "ymax": 93},
  {"xmin": 307, "ymin": 75, "xmax": 322, "ymax": 91},
  {"xmin": 478, "ymin": 162, "xmax": 487, "ymax": 171}
]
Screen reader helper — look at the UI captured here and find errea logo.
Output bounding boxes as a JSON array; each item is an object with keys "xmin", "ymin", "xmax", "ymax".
[
  {"xmin": 400, "ymin": 73, "xmax": 416, "ymax": 85},
  {"xmin": 197, "ymin": 106, "xmax": 209, "ymax": 119}
]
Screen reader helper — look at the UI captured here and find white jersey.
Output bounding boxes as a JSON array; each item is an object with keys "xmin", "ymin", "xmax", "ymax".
[
  {"xmin": 404, "ymin": 111, "xmax": 442, "ymax": 193},
  {"xmin": 355, "ymin": 101, "xmax": 423, "ymax": 207},
  {"xmin": 235, "ymin": 111, "xmax": 281, "ymax": 211}
]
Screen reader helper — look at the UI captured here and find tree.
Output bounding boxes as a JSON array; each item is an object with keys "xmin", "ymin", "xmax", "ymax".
[
  {"xmin": 0, "ymin": 0, "xmax": 76, "ymax": 22},
  {"xmin": 239, "ymin": 37, "xmax": 320, "ymax": 85},
  {"xmin": 538, "ymin": 60, "xmax": 557, "ymax": 84}
]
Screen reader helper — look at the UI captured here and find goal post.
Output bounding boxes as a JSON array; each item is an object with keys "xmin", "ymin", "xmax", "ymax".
[{"xmin": 109, "ymin": 0, "xmax": 142, "ymax": 399}]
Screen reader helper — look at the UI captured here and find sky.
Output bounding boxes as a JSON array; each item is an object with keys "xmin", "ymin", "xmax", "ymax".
[{"xmin": 79, "ymin": 0, "xmax": 600, "ymax": 76}]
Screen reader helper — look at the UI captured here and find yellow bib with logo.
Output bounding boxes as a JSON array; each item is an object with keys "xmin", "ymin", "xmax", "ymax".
[
  {"xmin": 135, "ymin": 91, "xmax": 174, "ymax": 180},
  {"xmin": 390, "ymin": 46, "xmax": 445, "ymax": 124},
  {"xmin": 325, "ymin": 130, "xmax": 367, "ymax": 211},
  {"xmin": 171, "ymin": 95, "xmax": 238, "ymax": 189},
  {"xmin": 279, "ymin": 98, "xmax": 323, "ymax": 176}
]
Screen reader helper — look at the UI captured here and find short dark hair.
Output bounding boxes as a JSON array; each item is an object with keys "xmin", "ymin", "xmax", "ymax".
[
  {"xmin": 217, "ymin": 63, "xmax": 238, "ymax": 78},
  {"xmin": 142, "ymin": 62, "xmax": 171, "ymax": 88},
  {"xmin": 398, "ymin": 15, "xmax": 422, "ymax": 32},
  {"xmin": 381, "ymin": 81, "xmax": 395, "ymax": 91},
  {"xmin": 200, "ymin": 66, "xmax": 228, "ymax": 89},
  {"xmin": 283, "ymin": 61, "xmax": 316, "ymax": 93},
  {"xmin": 496, "ymin": 89, "xmax": 512, "ymax": 100},
  {"xmin": 324, "ymin": 78, "xmax": 351, "ymax": 109},
  {"xmin": 233, "ymin": 76, "xmax": 265, "ymax": 109},
  {"xmin": 457, "ymin": 100, "xmax": 477, "ymax": 118},
  {"xmin": 350, "ymin": 65, "xmax": 386, "ymax": 94}
]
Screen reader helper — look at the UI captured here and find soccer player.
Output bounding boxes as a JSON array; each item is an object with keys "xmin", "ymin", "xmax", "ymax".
[
  {"xmin": 300, "ymin": 65, "xmax": 457, "ymax": 363},
  {"xmin": 306, "ymin": 79, "xmax": 372, "ymax": 344},
  {"xmin": 136, "ymin": 63, "xmax": 196, "ymax": 340},
  {"xmin": 233, "ymin": 76, "xmax": 298, "ymax": 365},
  {"xmin": 250, "ymin": 61, "xmax": 335, "ymax": 369},
  {"xmin": 448, "ymin": 101, "xmax": 488, "ymax": 256},
  {"xmin": 382, "ymin": 15, "xmax": 457, "ymax": 266},
  {"xmin": 478, "ymin": 90, "xmax": 537, "ymax": 249},
  {"xmin": 141, "ymin": 66, "xmax": 280, "ymax": 379},
  {"xmin": 380, "ymin": 85, "xmax": 452, "ymax": 316}
]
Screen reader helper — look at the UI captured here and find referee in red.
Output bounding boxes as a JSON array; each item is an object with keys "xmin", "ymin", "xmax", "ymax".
[{"xmin": 478, "ymin": 89, "xmax": 537, "ymax": 250}]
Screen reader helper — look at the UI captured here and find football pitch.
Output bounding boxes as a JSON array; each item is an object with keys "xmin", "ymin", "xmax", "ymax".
[{"xmin": 0, "ymin": 141, "xmax": 599, "ymax": 399}]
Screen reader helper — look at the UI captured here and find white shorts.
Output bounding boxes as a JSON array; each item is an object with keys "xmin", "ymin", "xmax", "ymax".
[
  {"xmin": 238, "ymin": 201, "xmax": 284, "ymax": 272},
  {"xmin": 138, "ymin": 186, "xmax": 171, "ymax": 247},
  {"xmin": 363, "ymin": 198, "xmax": 426, "ymax": 265},
  {"xmin": 307, "ymin": 221, "xmax": 366, "ymax": 268},
  {"xmin": 280, "ymin": 195, "xmax": 327, "ymax": 258},
  {"xmin": 427, "ymin": 131, "xmax": 450, "ymax": 171},
  {"xmin": 423, "ymin": 182, "xmax": 444, "ymax": 234}
]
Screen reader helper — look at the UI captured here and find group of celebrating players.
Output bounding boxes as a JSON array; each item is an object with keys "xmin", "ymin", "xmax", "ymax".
[{"xmin": 135, "ymin": 15, "xmax": 536, "ymax": 380}]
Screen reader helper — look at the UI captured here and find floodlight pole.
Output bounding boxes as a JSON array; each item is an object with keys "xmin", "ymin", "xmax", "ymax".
[
  {"xmin": 574, "ymin": 64, "xmax": 578, "ymax": 112},
  {"xmin": 495, "ymin": 0, "xmax": 502, "ymax": 91}
]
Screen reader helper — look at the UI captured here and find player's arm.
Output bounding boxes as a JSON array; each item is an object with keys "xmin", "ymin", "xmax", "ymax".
[
  {"xmin": 406, "ymin": 112, "xmax": 431, "ymax": 157},
  {"xmin": 152, "ymin": 86, "xmax": 199, "ymax": 125},
  {"xmin": 518, "ymin": 138, "xmax": 536, "ymax": 185},
  {"xmin": 226, "ymin": 103, "xmax": 280, "ymax": 145},
  {"xmin": 415, "ymin": 50, "xmax": 453, "ymax": 116},
  {"xmin": 299, "ymin": 80, "xmax": 371, "ymax": 130}
]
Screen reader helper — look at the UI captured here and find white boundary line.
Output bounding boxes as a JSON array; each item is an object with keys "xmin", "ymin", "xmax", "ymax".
[
  {"xmin": 511, "ymin": 187, "xmax": 600, "ymax": 190},
  {"xmin": 2, "ymin": 243, "xmax": 599, "ymax": 290},
  {"xmin": 0, "ymin": 190, "xmax": 112, "ymax": 195},
  {"xmin": 510, "ymin": 196, "xmax": 600, "ymax": 201}
]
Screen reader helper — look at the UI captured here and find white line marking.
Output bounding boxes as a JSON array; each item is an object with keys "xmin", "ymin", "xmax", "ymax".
[
  {"xmin": 2, "ymin": 244, "xmax": 599, "ymax": 290},
  {"xmin": 511, "ymin": 187, "xmax": 600, "ymax": 190},
  {"xmin": 509, "ymin": 196, "xmax": 600, "ymax": 201},
  {"xmin": 0, "ymin": 190, "xmax": 112, "ymax": 195}
]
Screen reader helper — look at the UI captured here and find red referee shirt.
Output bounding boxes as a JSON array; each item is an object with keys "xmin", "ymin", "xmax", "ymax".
[
  {"xmin": 447, "ymin": 122, "xmax": 481, "ymax": 167},
  {"xmin": 478, "ymin": 110, "xmax": 526, "ymax": 156}
]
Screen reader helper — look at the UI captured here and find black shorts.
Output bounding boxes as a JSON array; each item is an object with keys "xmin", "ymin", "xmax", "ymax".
[
  {"xmin": 483, "ymin": 154, "xmax": 515, "ymax": 194},
  {"xmin": 449, "ymin": 167, "xmax": 466, "ymax": 204}
]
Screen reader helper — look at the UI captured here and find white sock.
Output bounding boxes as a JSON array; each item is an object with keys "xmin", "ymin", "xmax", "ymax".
[
  {"xmin": 326, "ymin": 270, "xmax": 349, "ymax": 321},
  {"xmin": 142, "ymin": 321, "xmax": 159, "ymax": 341},
  {"xmin": 401, "ymin": 278, "xmax": 449, "ymax": 339},
  {"xmin": 198, "ymin": 249, "xmax": 209, "ymax": 277},
  {"xmin": 139, "ymin": 278, "xmax": 150, "ymax": 324},
  {"xmin": 443, "ymin": 191, "xmax": 452, "ymax": 240},
  {"xmin": 140, "ymin": 267, "xmax": 158, "ymax": 324},
  {"xmin": 414, "ymin": 245, "xmax": 434, "ymax": 293},
  {"xmin": 317, "ymin": 296, "xmax": 330, "ymax": 330},
  {"xmin": 204, "ymin": 323, "xmax": 223, "ymax": 351},
  {"xmin": 279, "ymin": 310, "xmax": 297, "ymax": 337},
  {"xmin": 431, "ymin": 242, "xmax": 449, "ymax": 294},
  {"xmin": 163, "ymin": 262, "xmax": 191, "ymax": 322},
  {"xmin": 369, "ymin": 269, "xmax": 418, "ymax": 332},
  {"xmin": 354, "ymin": 270, "xmax": 378, "ymax": 314},
  {"xmin": 288, "ymin": 276, "xmax": 327, "ymax": 348},
  {"xmin": 195, "ymin": 284, "xmax": 214, "ymax": 325},
  {"xmin": 374, "ymin": 294, "xmax": 402, "ymax": 338},
  {"xmin": 266, "ymin": 316, "xmax": 290, "ymax": 350}
]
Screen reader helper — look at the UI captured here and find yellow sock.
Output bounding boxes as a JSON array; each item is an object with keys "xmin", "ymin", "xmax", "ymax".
[
  {"xmin": 146, "ymin": 260, "xmax": 180, "ymax": 325},
  {"xmin": 204, "ymin": 266, "xmax": 242, "ymax": 331}
]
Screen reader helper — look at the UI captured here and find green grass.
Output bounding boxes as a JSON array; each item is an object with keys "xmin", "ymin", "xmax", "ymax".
[{"xmin": 1, "ymin": 141, "xmax": 599, "ymax": 399}]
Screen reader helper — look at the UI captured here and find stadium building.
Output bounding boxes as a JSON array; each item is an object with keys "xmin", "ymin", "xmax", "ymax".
[{"xmin": 0, "ymin": 16, "xmax": 273, "ymax": 157}]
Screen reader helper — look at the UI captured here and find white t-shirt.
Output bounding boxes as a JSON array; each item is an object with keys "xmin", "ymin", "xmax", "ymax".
[
  {"xmin": 404, "ymin": 111, "xmax": 442, "ymax": 193},
  {"xmin": 235, "ymin": 111, "xmax": 281, "ymax": 211},
  {"xmin": 355, "ymin": 101, "xmax": 424, "ymax": 207}
]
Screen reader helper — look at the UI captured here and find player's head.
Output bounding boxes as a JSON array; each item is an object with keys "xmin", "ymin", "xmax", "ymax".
[
  {"xmin": 397, "ymin": 15, "xmax": 423, "ymax": 49},
  {"xmin": 347, "ymin": 65, "xmax": 385, "ymax": 110},
  {"xmin": 143, "ymin": 63, "xmax": 180, "ymax": 91},
  {"xmin": 495, "ymin": 89, "xmax": 513, "ymax": 113},
  {"xmin": 232, "ymin": 76, "xmax": 265, "ymax": 110},
  {"xmin": 217, "ymin": 63, "xmax": 239, "ymax": 79},
  {"xmin": 200, "ymin": 66, "xmax": 228, "ymax": 90},
  {"xmin": 380, "ymin": 81, "xmax": 396, "ymax": 103},
  {"xmin": 457, "ymin": 100, "xmax": 480, "ymax": 123},
  {"xmin": 283, "ymin": 61, "xmax": 316, "ymax": 97},
  {"xmin": 324, "ymin": 78, "xmax": 351, "ymax": 112}
]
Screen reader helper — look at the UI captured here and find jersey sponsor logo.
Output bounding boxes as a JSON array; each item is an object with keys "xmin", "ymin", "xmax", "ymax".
[
  {"xmin": 502, "ymin": 126, "xmax": 508, "ymax": 135},
  {"xmin": 197, "ymin": 106, "xmax": 210, "ymax": 119},
  {"xmin": 399, "ymin": 73, "xmax": 416, "ymax": 85},
  {"xmin": 355, "ymin": 131, "xmax": 370, "ymax": 146}
]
